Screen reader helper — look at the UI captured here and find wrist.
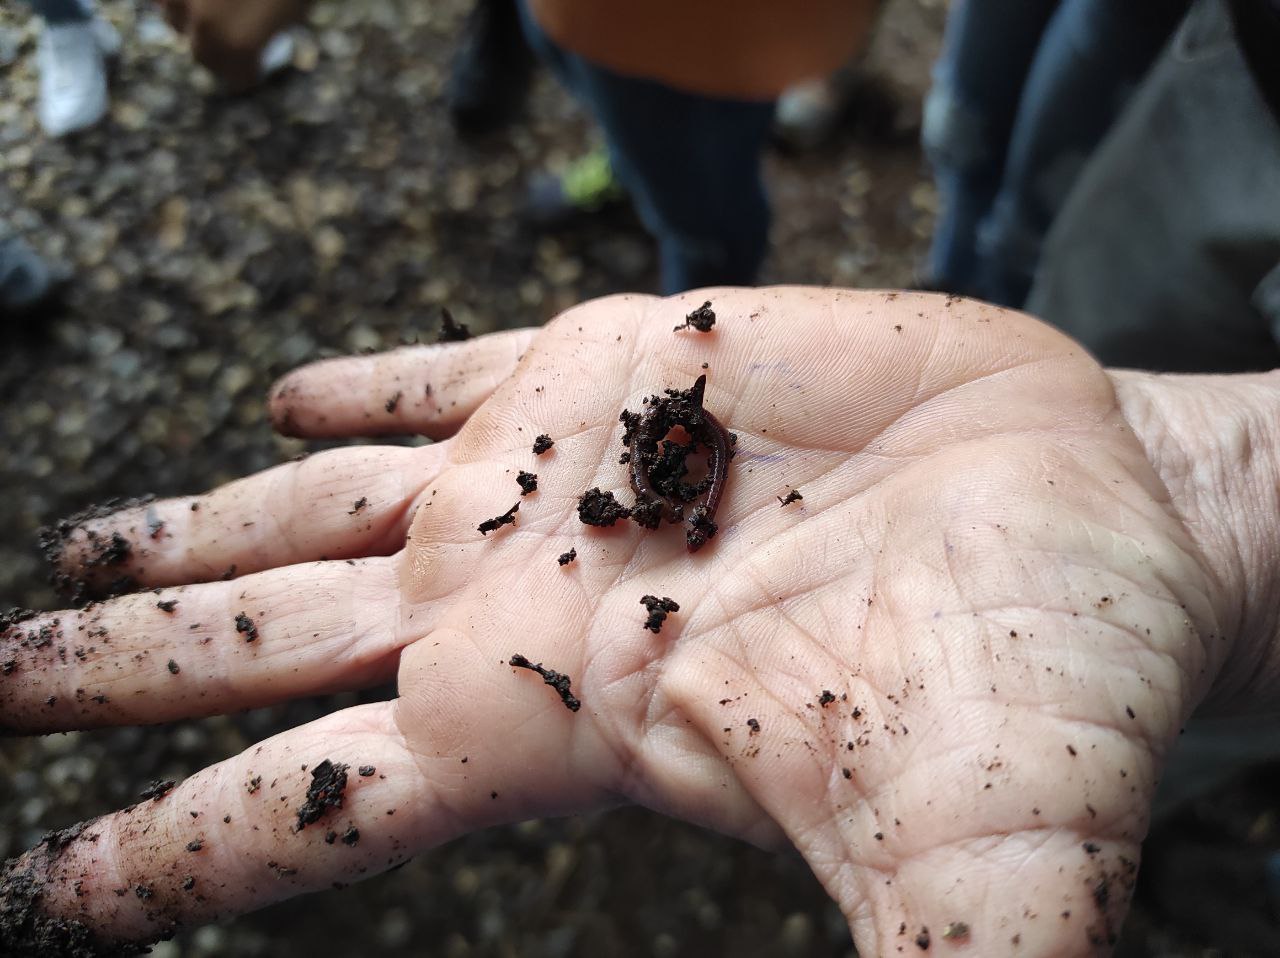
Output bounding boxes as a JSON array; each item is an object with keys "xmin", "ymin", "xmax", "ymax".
[{"xmin": 1109, "ymin": 368, "xmax": 1280, "ymax": 710}]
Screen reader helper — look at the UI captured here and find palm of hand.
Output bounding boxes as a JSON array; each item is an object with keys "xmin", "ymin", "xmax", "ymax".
[
  {"xmin": 379, "ymin": 290, "xmax": 1215, "ymax": 954},
  {"xmin": 8, "ymin": 290, "xmax": 1222, "ymax": 956}
]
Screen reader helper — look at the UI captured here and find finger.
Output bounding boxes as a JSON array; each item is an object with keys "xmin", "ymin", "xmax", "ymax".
[
  {"xmin": 42, "ymin": 444, "xmax": 443, "ymax": 600},
  {"xmin": 269, "ymin": 328, "xmax": 538, "ymax": 440},
  {"xmin": 0, "ymin": 557, "xmax": 405, "ymax": 733},
  {"xmin": 0, "ymin": 692, "xmax": 605, "ymax": 951}
]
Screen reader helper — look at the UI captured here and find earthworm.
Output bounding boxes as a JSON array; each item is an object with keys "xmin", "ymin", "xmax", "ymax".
[{"xmin": 627, "ymin": 374, "xmax": 729, "ymax": 552}]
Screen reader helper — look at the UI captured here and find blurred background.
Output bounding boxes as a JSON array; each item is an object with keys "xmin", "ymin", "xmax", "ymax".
[{"xmin": 2, "ymin": 0, "xmax": 1279, "ymax": 954}]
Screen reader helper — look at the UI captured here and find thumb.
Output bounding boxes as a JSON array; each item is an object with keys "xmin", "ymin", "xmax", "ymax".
[{"xmin": 842, "ymin": 826, "xmax": 1138, "ymax": 954}]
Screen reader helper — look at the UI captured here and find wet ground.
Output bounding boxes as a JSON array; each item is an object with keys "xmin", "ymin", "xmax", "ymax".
[{"xmin": 2, "ymin": 1, "xmax": 1278, "ymax": 954}]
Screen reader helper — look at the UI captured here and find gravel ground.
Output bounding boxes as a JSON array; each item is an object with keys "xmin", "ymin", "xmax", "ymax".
[{"xmin": 2, "ymin": 1, "xmax": 1278, "ymax": 955}]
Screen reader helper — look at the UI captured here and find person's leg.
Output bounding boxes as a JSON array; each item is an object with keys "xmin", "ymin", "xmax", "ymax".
[
  {"xmin": 922, "ymin": 0, "xmax": 1060, "ymax": 294},
  {"xmin": 1027, "ymin": 0, "xmax": 1280, "ymax": 372},
  {"xmin": 517, "ymin": 0, "xmax": 775, "ymax": 293},
  {"xmin": 974, "ymin": 0, "xmax": 1189, "ymax": 307},
  {"xmin": 447, "ymin": 0, "xmax": 537, "ymax": 136}
]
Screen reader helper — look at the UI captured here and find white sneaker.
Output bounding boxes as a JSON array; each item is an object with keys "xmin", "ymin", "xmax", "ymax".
[
  {"xmin": 37, "ymin": 18, "xmax": 116, "ymax": 137},
  {"xmin": 258, "ymin": 30, "xmax": 296, "ymax": 79},
  {"xmin": 90, "ymin": 15, "xmax": 122, "ymax": 60}
]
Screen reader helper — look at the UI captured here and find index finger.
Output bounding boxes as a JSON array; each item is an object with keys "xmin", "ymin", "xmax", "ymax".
[{"xmin": 269, "ymin": 328, "xmax": 537, "ymax": 440}]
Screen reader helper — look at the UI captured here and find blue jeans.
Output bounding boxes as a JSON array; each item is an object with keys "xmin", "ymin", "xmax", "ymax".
[
  {"xmin": 26, "ymin": 0, "xmax": 90, "ymax": 24},
  {"xmin": 924, "ymin": 0, "xmax": 1188, "ymax": 307},
  {"xmin": 517, "ymin": 1, "xmax": 776, "ymax": 294}
]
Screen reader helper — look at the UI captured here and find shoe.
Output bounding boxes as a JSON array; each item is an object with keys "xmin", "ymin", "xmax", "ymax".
[
  {"xmin": 37, "ymin": 17, "xmax": 117, "ymax": 137},
  {"xmin": 258, "ymin": 29, "xmax": 296, "ymax": 78},
  {"xmin": 526, "ymin": 148, "xmax": 627, "ymax": 228},
  {"xmin": 90, "ymin": 14, "xmax": 122, "ymax": 60},
  {"xmin": 0, "ymin": 236, "xmax": 66, "ymax": 317},
  {"xmin": 446, "ymin": 0, "xmax": 536, "ymax": 135},
  {"xmin": 774, "ymin": 78, "xmax": 843, "ymax": 152}
]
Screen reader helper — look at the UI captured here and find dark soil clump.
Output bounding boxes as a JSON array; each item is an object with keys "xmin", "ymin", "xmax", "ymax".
[
  {"xmin": 0, "ymin": 860, "xmax": 140, "ymax": 957},
  {"xmin": 234, "ymin": 613, "xmax": 258, "ymax": 642},
  {"xmin": 296, "ymin": 760, "xmax": 350, "ymax": 831},
  {"xmin": 673, "ymin": 301, "xmax": 716, "ymax": 333},
  {"xmin": 509, "ymin": 654, "xmax": 581, "ymax": 712},
  {"xmin": 531, "ymin": 434, "xmax": 554, "ymax": 455},
  {"xmin": 478, "ymin": 502, "xmax": 519, "ymax": 536},
  {"xmin": 437, "ymin": 307, "xmax": 472, "ymax": 342},
  {"xmin": 0, "ymin": 609, "xmax": 39, "ymax": 631},
  {"xmin": 516, "ymin": 471, "xmax": 538, "ymax": 495},
  {"xmin": 577, "ymin": 488, "xmax": 630, "ymax": 527},
  {"xmin": 557, "ymin": 548, "xmax": 577, "ymax": 566},
  {"xmin": 778, "ymin": 489, "xmax": 803, "ymax": 506},
  {"xmin": 640, "ymin": 595, "xmax": 679, "ymax": 634},
  {"xmin": 138, "ymin": 780, "xmax": 175, "ymax": 802}
]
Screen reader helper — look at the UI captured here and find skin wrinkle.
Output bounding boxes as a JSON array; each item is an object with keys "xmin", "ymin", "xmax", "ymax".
[{"xmin": 689, "ymin": 509, "xmax": 869, "ymax": 634}]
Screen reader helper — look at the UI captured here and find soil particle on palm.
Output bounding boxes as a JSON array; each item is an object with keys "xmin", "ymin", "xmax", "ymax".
[
  {"xmin": 436, "ymin": 307, "xmax": 471, "ymax": 343},
  {"xmin": 349, "ymin": 497, "xmax": 369, "ymax": 514},
  {"xmin": 640, "ymin": 595, "xmax": 679, "ymax": 634},
  {"xmin": 341, "ymin": 827, "xmax": 360, "ymax": 847},
  {"xmin": 234, "ymin": 613, "xmax": 259, "ymax": 642},
  {"xmin": 478, "ymin": 502, "xmax": 519, "ymax": 535},
  {"xmin": 357, "ymin": 766, "xmax": 376, "ymax": 777},
  {"xmin": 577, "ymin": 488, "xmax": 630, "ymax": 527},
  {"xmin": 557, "ymin": 548, "xmax": 577, "ymax": 566},
  {"xmin": 531, "ymin": 434, "xmax": 554, "ymax": 455},
  {"xmin": 166, "ymin": 659, "xmax": 180, "ymax": 674},
  {"xmin": 673, "ymin": 301, "xmax": 716, "ymax": 333},
  {"xmin": 747, "ymin": 718, "xmax": 761, "ymax": 734},
  {"xmin": 508, "ymin": 654, "xmax": 581, "ymax": 712},
  {"xmin": 915, "ymin": 926, "xmax": 930, "ymax": 950},
  {"xmin": 778, "ymin": 489, "xmax": 803, "ymax": 506},
  {"xmin": 383, "ymin": 392, "xmax": 402, "ymax": 414},
  {"xmin": 818, "ymin": 690, "xmax": 836, "ymax": 708},
  {"xmin": 296, "ymin": 760, "xmax": 350, "ymax": 831},
  {"xmin": 139, "ymin": 780, "xmax": 175, "ymax": 802},
  {"xmin": 156, "ymin": 600, "xmax": 178, "ymax": 613},
  {"xmin": 516, "ymin": 471, "xmax": 538, "ymax": 495},
  {"xmin": 185, "ymin": 840, "xmax": 203, "ymax": 852},
  {"xmin": 941, "ymin": 921, "xmax": 969, "ymax": 941}
]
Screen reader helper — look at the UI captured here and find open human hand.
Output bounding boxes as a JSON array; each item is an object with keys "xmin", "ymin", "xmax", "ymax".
[{"xmin": 4, "ymin": 288, "xmax": 1279, "ymax": 956}]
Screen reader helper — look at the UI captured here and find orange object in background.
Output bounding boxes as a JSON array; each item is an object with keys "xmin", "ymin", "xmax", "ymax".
[{"xmin": 528, "ymin": 0, "xmax": 882, "ymax": 100}]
